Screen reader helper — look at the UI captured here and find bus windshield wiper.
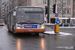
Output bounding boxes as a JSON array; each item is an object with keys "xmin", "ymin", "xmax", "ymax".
[
  {"xmin": 31, "ymin": 22, "xmax": 39, "ymax": 24},
  {"xmin": 30, "ymin": 21, "xmax": 39, "ymax": 24},
  {"xmin": 18, "ymin": 22, "xmax": 29, "ymax": 24},
  {"xmin": 18, "ymin": 21, "xmax": 42, "ymax": 24}
]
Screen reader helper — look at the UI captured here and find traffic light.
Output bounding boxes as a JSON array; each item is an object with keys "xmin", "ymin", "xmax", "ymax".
[
  {"xmin": 45, "ymin": 6, "xmax": 48, "ymax": 14},
  {"xmin": 53, "ymin": 4, "xmax": 56, "ymax": 13}
]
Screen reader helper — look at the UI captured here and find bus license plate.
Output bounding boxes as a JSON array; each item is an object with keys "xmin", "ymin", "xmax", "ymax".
[{"xmin": 24, "ymin": 25, "xmax": 37, "ymax": 28}]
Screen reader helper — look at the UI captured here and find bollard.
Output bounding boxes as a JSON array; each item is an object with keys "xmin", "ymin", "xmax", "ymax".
[
  {"xmin": 54, "ymin": 3, "xmax": 60, "ymax": 34},
  {"xmin": 55, "ymin": 24, "xmax": 59, "ymax": 33}
]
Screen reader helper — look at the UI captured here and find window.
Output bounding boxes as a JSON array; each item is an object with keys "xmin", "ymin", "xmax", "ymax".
[
  {"xmin": 7, "ymin": 6, "xmax": 8, "ymax": 12},
  {"xmin": 58, "ymin": 0, "xmax": 61, "ymax": 4},
  {"xmin": 74, "ymin": 10, "xmax": 75, "ymax": 13},
  {"xmin": 63, "ymin": 8, "xmax": 66, "ymax": 14},
  {"xmin": 57, "ymin": 8, "xmax": 62, "ymax": 14},
  {"xmin": 50, "ymin": 8, "xmax": 51, "ymax": 13},
  {"xmin": 67, "ymin": 18, "xmax": 70, "ymax": 23},
  {"xmin": 53, "ymin": 0, "xmax": 55, "ymax": 4},
  {"xmin": 63, "ymin": 0, "xmax": 66, "ymax": 4},
  {"xmin": 49, "ymin": 0, "xmax": 51, "ymax": 4},
  {"xmin": 38, "ymin": 0, "xmax": 42, "ymax": 4},
  {"xmin": 43, "ymin": 8, "xmax": 45, "ymax": 14},
  {"xmin": 67, "ymin": 0, "xmax": 71, "ymax": 5},
  {"xmin": 11, "ymin": 12, "xmax": 13, "ymax": 24},
  {"xmin": 50, "ymin": 8, "xmax": 53, "ymax": 14},
  {"xmin": 62, "ymin": 19, "xmax": 65, "ymax": 23},
  {"xmin": 67, "ymin": 8, "xmax": 71, "ymax": 14},
  {"xmin": 7, "ymin": 14, "xmax": 10, "ymax": 24},
  {"xmin": 43, "ymin": 0, "xmax": 46, "ymax": 4}
]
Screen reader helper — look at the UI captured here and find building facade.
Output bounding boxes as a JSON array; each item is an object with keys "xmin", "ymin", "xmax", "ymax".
[
  {"xmin": 0, "ymin": 0, "xmax": 2, "ymax": 18},
  {"xmin": 31, "ymin": 0, "xmax": 73, "ymax": 23},
  {"xmin": 1, "ymin": 0, "xmax": 8, "ymax": 23},
  {"xmin": 73, "ymin": 0, "xmax": 75, "ymax": 17},
  {"xmin": 7, "ymin": 0, "xmax": 73, "ymax": 23}
]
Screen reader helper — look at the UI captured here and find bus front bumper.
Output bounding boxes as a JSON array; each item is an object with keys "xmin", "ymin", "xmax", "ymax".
[
  {"xmin": 15, "ymin": 29, "xmax": 45, "ymax": 33},
  {"xmin": 0, "ymin": 23, "xmax": 5, "ymax": 26}
]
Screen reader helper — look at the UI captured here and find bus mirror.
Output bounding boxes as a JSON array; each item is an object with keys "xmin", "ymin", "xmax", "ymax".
[{"xmin": 13, "ymin": 11, "xmax": 16, "ymax": 16}]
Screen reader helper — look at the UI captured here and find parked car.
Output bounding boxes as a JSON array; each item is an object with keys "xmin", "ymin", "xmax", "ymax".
[{"xmin": 0, "ymin": 19, "xmax": 5, "ymax": 26}]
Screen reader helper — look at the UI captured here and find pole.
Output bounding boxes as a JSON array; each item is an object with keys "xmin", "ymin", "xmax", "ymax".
[
  {"xmin": 54, "ymin": 0, "xmax": 60, "ymax": 34},
  {"xmin": 47, "ymin": 0, "xmax": 50, "ymax": 23},
  {"xmin": 62, "ymin": 0, "xmax": 63, "ymax": 17}
]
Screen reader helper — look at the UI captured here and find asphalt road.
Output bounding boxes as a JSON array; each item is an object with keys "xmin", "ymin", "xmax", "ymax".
[{"xmin": 0, "ymin": 25, "xmax": 75, "ymax": 50}]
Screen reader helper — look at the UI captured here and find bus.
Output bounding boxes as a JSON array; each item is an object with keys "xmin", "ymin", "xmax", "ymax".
[{"xmin": 7, "ymin": 6, "xmax": 45, "ymax": 35}]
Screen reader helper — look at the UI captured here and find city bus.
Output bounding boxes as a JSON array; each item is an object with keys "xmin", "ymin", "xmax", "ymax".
[{"xmin": 7, "ymin": 6, "xmax": 45, "ymax": 35}]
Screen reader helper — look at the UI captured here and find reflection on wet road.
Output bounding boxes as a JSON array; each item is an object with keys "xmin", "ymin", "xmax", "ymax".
[
  {"xmin": 0, "ymin": 25, "xmax": 75, "ymax": 50},
  {"xmin": 41, "ymin": 38, "xmax": 45, "ymax": 50},
  {"xmin": 17, "ymin": 39, "xmax": 21, "ymax": 50}
]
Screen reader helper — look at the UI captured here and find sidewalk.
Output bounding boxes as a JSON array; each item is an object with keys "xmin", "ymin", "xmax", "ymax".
[
  {"xmin": 44, "ymin": 31, "xmax": 72, "ymax": 35},
  {"xmin": 59, "ymin": 26, "xmax": 75, "ymax": 28}
]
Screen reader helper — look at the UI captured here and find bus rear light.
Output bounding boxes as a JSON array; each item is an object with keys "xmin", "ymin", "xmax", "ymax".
[
  {"xmin": 41, "ymin": 25, "xmax": 44, "ymax": 29},
  {"xmin": 17, "ymin": 26, "xmax": 20, "ymax": 29},
  {"xmin": 17, "ymin": 26, "xmax": 20, "ymax": 27}
]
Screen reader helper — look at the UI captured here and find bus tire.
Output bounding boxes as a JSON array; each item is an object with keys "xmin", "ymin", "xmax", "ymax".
[
  {"xmin": 8, "ymin": 29, "xmax": 11, "ymax": 32},
  {"xmin": 7, "ymin": 25, "xmax": 10, "ymax": 31},
  {"xmin": 7, "ymin": 28, "xmax": 13, "ymax": 34},
  {"xmin": 12, "ymin": 25, "xmax": 15, "ymax": 34}
]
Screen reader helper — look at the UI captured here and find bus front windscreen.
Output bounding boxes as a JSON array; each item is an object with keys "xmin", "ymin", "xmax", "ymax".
[{"xmin": 17, "ymin": 8, "xmax": 44, "ymax": 24}]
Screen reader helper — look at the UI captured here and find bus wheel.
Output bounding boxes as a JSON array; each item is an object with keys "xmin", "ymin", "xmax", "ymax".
[
  {"xmin": 8, "ymin": 29, "xmax": 11, "ymax": 32},
  {"xmin": 8, "ymin": 29, "xmax": 13, "ymax": 34},
  {"xmin": 12, "ymin": 25, "xmax": 15, "ymax": 34},
  {"xmin": 35, "ymin": 33, "xmax": 39, "ymax": 36}
]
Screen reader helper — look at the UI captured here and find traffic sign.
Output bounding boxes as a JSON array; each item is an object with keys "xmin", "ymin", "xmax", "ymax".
[
  {"xmin": 55, "ymin": 19, "xmax": 60, "ymax": 24},
  {"xmin": 55, "ymin": 14, "xmax": 58, "ymax": 17}
]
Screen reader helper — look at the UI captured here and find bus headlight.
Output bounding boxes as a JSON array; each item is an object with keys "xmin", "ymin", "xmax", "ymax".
[
  {"xmin": 41, "ymin": 25, "xmax": 44, "ymax": 29},
  {"xmin": 17, "ymin": 26, "xmax": 20, "ymax": 29}
]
